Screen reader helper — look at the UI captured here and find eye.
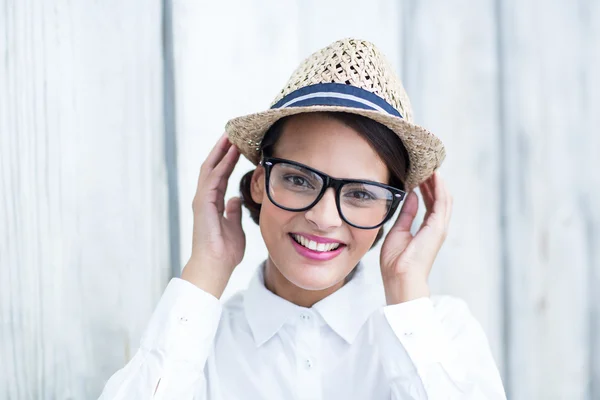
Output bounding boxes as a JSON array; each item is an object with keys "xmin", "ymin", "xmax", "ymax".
[
  {"xmin": 283, "ymin": 174, "xmax": 314, "ymax": 189},
  {"xmin": 345, "ymin": 190, "xmax": 376, "ymax": 201}
]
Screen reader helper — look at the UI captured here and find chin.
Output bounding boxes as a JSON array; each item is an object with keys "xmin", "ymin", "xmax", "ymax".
[{"xmin": 279, "ymin": 258, "xmax": 348, "ymax": 291}]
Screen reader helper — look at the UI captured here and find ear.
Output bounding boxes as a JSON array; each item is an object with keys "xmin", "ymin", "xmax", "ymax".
[{"xmin": 250, "ymin": 166, "xmax": 265, "ymax": 205}]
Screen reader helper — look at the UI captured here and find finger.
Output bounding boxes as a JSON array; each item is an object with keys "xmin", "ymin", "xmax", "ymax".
[
  {"xmin": 419, "ymin": 177, "xmax": 434, "ymax": 213},
  {"xmin": 390, "ymin": 190, "xmax": 418, "ymax": 233},
  {"xmin": 423, "ymin": 171, "xmax": 446, "ymax": 221},
  {"xmin": 201, "ymin": 133, "xmax": 231, "ymax": 175},
  {"xmin": 419, "ymin": 176, "xmax": 436, "ymax": 224},
  {"xmin": 442, "ymin": 178, "xmax": 453, "ymax": 228},
  {"xmin": 211, "ymin": 145, "xmax": 240, "ymax": 193},
  {"xmin": 205, "ymin": 144, "xmax": 239, "ymax": 188},
  {"xmin": 214, "ymin": 148, "xmax": 241, "ymax": 213},
  {"xmin": 432, "ymin": 174, "xmax": 452, "ymax": 238},
  {"xmin": 431, "ymin": 171, "xmax": 448, "ymax": 216},
  {"xmin": 216, "ymin": 145, "xmax": 241, "ymax": 184},
  {"xmin": 197, "ymin": 134, "xmax": 231, "ymax": 196},
  {"xmin": 417, "ymin": 172, "xmax": 446, "ymax": 234},
  {"xmin": 205, "ymin": 146, "xmax": 240, "ymax": 213},
  {"xmin": 225, "ymin": 196, "xmax": 243, "ymax": 226},
  {"xmin": 430, "ymin": 173, "xmax": 450, "ymax": 233}
]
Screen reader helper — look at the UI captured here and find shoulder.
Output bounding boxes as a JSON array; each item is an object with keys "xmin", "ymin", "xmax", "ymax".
[
  {"xmin": 221, "ymin": 290, "xmax": 247, "ymax": 319},
  {"xmin": 209, "ymin": 290, "xmax": 256, "ymax": 346},
  {"xmin": 217, "ymin": 289, "xmax": 257, "ymax": 336}
]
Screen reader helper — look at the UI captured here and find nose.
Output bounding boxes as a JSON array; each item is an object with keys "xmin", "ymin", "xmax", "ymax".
[{"xmin": 304, "ymin": 188, "xmax": 343, "ymax": 230}]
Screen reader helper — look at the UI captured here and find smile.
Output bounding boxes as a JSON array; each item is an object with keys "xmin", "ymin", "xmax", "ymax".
[
  {"xmin": 288, "ymin": 233, "xmax": 347, "ymax": 262},
  {"xmin": 291, "ymin": 233, "xmax": 341, "ymax": 252}
]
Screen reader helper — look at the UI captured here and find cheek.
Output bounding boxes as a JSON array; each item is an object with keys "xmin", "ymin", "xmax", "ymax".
[
  {"xmin": 348, "ymin": 228, "xmax": 379, "ymax": 253},
  {"xmin": 258, "ymin": 201, "xmax": 297, "ymax": 241}
]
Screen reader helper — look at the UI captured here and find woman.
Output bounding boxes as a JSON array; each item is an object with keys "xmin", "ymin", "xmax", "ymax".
[{"xmin": 100, "ymin": 38, "xmax": 506, "ymax": 399}]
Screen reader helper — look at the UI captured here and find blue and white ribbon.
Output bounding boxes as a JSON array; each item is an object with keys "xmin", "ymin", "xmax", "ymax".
[{"xmin": 270, "ymin": 83, "xmax": 402, "ymax": 118}]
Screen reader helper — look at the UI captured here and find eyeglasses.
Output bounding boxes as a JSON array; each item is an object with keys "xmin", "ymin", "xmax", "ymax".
[{"xmin": 260, "ymin": 157, "xmax": 406, "ymax": 229}]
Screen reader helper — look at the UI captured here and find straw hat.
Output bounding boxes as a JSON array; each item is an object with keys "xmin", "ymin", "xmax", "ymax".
[{"xmin": 226, "ymin": 38, "xmax": 445, "ymax": 190}]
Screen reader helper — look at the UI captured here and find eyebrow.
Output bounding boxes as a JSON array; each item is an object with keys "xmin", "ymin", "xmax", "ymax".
[{"xmin": 272, "ymin": 156, "xmax": 389, "ymax": 185}]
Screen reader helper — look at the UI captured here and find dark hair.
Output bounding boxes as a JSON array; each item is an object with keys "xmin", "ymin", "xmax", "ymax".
[{"xmin": 239, "ymin": 112, "xmax": 409, "ymax": 249}]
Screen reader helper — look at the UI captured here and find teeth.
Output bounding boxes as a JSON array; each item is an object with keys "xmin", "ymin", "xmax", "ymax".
[{"xmin": 293, "ymin": 234, "xmax": 341, "ymax": 252}]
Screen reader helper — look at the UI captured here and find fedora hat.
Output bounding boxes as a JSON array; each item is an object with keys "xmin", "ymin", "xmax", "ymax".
[{"xmin": 226, "ymin": 38, "xmax": 445, "ymax": 190}]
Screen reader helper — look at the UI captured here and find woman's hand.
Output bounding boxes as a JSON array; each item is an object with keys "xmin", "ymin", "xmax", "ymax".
[
  {"xmin": 379, "ymin": 171, "xmax": 453, "ymax": 304},
  {"xmin": 181, "ymin": 133, "xmax": 246, "ymax": 298}
]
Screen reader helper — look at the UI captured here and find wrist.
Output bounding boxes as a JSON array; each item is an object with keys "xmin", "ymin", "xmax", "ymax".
[
  {"xmin": 181, "ymin": 259, "xmax": 231, "ymax": 299},
  {"xmin": 382, "ymin": 273, "xmax": 430, "ymax": 305}
]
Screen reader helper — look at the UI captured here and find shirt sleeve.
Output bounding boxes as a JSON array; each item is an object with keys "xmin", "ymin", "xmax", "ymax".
[
  {"xmin": 98, "ymin": 278, "xmax": 222, "ymax": 400},
  {"xmin": 376, "ymin": 296, "xmax": 507, "ymax": 400}
]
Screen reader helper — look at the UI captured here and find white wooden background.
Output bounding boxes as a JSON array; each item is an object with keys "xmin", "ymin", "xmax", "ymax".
[{"xmin": 1, "ymin": 0, "xmax": 598, "ymax": 399}]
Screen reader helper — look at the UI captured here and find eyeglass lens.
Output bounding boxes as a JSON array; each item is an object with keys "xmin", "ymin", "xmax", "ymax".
[{"xmin": 268, "ymin": 161, "xmax": 394, "ymax": 228}]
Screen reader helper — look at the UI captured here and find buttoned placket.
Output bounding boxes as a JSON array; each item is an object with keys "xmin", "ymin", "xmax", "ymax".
[{"xmin": 295, "ymin": 310, "xmax": 323, "ymax": 400}]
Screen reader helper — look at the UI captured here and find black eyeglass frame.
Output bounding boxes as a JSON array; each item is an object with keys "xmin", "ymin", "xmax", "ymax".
[{"xmin": 260, "ymin": 157, "xmax": 407, "ymax": 230}]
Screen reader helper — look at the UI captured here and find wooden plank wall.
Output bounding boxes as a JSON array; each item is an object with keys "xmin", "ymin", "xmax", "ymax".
[
  {"xmin": 0, "ymin": 1, "xmax": 171, "ymax": 398},
  {"xmin": 1, "ymin": 0, "xmax": 598, "ymax": 398},
  {"xmin": 500, "ymin": 1, "xmax": 600, "ymax": 399},
  {"xmin": 169, "ymin": 0, "xmax": 302, "ymax": 298},
  {"xmin": 396, "ymin": 0, "xmax": 505, "ymax": 374}
]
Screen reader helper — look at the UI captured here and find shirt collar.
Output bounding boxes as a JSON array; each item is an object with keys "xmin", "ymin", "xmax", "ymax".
[
  {"xmin": 244, "ymin": 263, "xmax": 304, "ymax": 347},
  {"xmin": 244, "ymin": 261, "xmax": 384, "ymax": 347},
  {"xmin": 312, "ymin": 263, "xmax": 384, "ymax": 344}
]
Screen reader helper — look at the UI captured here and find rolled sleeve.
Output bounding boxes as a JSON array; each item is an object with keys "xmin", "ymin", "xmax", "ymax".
[
  {"xmin": 141, "ymin": 278, "xmax": 223, "ymax": 366},
  {"xmin": 377, "ymin": 296, "xmax": 506, "ymax": 399},
  {"xmin": 100, "ymin": 278, "xmax": 222, "ymax": 400},
  {"xmin": 383, "ymin": 297, "xmax": 457, "ymax": 369}
]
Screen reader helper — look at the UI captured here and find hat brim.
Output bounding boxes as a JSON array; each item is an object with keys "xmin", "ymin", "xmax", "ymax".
[{"xmin": 225, "ymin": 105, "xmax": 445, "ymax": 190}]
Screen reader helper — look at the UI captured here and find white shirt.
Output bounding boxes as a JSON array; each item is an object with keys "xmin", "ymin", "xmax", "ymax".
[{"xmin": 99, "ymin": 263, "xmax": 506, "ymax": 399}]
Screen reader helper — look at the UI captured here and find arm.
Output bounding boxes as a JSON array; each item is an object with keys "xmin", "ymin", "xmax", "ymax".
[
  {"xmin": 376, "ymin": 295, "xmax": 506, "ymax": 399},
  {"xmin": 98, "ymin": 278, "xmax": 221, "ymax": 399},
  {"xmin": 378, "ymin": 172, "xmax": 506, "ymax": 398},
  {"xmin": 100, "ymin": 133, "xmax": 245, "ymax": 399}
]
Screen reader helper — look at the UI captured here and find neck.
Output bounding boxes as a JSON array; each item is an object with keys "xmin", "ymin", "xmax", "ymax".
[{"xmin": 263, "ymin": 257, "xmax": 347, "ymax": 308}]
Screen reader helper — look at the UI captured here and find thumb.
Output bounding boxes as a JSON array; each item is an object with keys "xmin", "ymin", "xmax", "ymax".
[{"xmin": 225, "ymin": 196, "xmax": 243, "ymax": 225}]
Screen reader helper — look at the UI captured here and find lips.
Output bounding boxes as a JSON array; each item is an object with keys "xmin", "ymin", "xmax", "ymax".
[
  {"xmin": 287, "ymin": 232, "xmax": 347, "ymax": 262},
  {"xmin": 290, "ymin": 233, "xmax": 342, "ymax": 252}
]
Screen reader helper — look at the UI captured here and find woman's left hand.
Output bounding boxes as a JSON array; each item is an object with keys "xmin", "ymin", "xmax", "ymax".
[{"xmin": 379, "ymin": 171, "xmax": 453, "ymax": 304}]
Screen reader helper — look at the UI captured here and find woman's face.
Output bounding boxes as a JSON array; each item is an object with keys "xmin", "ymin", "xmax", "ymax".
[{"xmin": 251, "ymin": 113, "xmax": 390, "ymax": 291}]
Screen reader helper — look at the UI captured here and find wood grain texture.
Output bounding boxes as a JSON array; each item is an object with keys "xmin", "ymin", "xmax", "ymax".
[
  {"xmin": 0, "ymin": 1, "xmax": 170, "ymax": 398},
  {"xmin": 584, "ymin": 3, "xmax": 600, "ymax": 399},
  {"xmin": 397, "ymin": 0, "xmax": 504, "ymax": 373},
  {"xmin": 170, "ymin": 0, "xmax": 302, "ymax": 300},
  {"xmin": 2, "ymin": 0, "xmax": 598, "ymax": 398},
  {"xmin": 499, "ymin": 1, "xmax": 598, "ymax": 398},
  {"xmin": 297, "ymin": 0, "xmax": 403, "ymax": 64}
]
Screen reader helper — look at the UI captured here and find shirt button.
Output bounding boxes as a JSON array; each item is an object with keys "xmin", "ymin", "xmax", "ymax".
[
  {"xmin": 404, "ymin": 331, "xmax": 413, "ymax": 337},
  {"xmin": 179, "ymin": 316, "xmax": 189, "ymax": 325},
  {"xmin": 300, "ymin": 313, "xmax": 311, "ymax": 321},
  {"xmin": 305, "ymin": 359, "xmax": 313, "ymax": 369}
]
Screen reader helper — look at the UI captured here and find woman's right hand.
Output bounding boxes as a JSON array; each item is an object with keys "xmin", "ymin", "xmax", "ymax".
[{"xmin": 181, "ymin": 133, "xmax": 246, "ymax": 298}]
